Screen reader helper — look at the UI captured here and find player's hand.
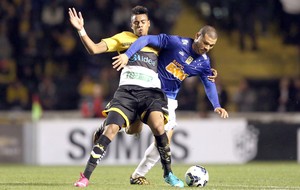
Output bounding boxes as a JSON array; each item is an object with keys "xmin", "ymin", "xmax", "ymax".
[
  {"xmin": 207, "ymin": 68, "xmax": 217, "ymax": 82},
  {"xmin": 214, "ymin": 107, "xmax": 229, "ymax": 118},
  {"xmin": 68, "ymin": 7, "xmax": 84, "ymax": 31},
  {"xmin": 112, "ymin": 54, "xmax": 129, "ymax": 71}
]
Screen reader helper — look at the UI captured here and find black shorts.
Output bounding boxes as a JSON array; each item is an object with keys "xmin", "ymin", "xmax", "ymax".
[{"xmin": 102, "ymin": 85, "xmax": 168, "ymax": 127}]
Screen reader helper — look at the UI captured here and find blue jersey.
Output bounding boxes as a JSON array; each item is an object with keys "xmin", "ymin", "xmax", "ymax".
[{"xmin": 125, "ymin": 34, "xmax": 221, "ymax": 109}]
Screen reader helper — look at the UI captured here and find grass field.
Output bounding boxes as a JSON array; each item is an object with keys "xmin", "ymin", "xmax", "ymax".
[{"xmin": 1, "ymin": 162, "xmax": 300, "ymax": 190}]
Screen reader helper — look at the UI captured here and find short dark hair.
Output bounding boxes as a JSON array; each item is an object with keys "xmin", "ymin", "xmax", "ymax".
[
  {"xmin": 200, "ymin": 25, "xmax": 218, "ymax": 39},
  {"xmin": 131, "ymin": 5, "xmax": 149, "ymax": 18}
]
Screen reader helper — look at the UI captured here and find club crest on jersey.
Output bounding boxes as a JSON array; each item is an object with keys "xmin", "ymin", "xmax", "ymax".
[
  {"xmin": 181, "ymin": 39, "xmax": 188, "ymax": 45},
  {"xmin": 185, "ymin": 56, "xmax": 193, "ymax": 64}
]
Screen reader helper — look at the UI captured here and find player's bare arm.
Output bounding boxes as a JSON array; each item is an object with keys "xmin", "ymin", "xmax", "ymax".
[
  {"xmin": 112, "ymin": 54, "xmax": 129, "ymax": 71},
  {"xmin": 214, "ymin": 107, "xmax": 229, "ymax": 118},
  {"xmin": 68, "ymin": 7, "xmax": 108, "ymax": 54}
]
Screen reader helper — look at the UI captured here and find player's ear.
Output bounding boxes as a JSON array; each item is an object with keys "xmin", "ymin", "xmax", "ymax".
[{"xmin": 194, "ymin": 32, "xmax": 201, "ymax": 42}]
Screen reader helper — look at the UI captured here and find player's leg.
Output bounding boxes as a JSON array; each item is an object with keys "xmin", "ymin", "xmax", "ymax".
[
  {"xmin": 146, "ymin": 110, "xmax": 170, "ymax": 176},
  {"xmin": 74, "ymin": 111, "xmax": 124, "ymax": 187},
  {"xmin": 75, "ymin": 86, "xmax": 136, "ymax": 187},
  {"xmin": 130, "ymin": 129, "xmax": 173, "ymax": 185},
  {"xmin": 87, "ymin": 112, "xmax": 123, "ymax": 174},
  {"xmin": 131, "ymin": 98, "xmax": 178, "ymax": 185},
  {"xmin": 146, "ymin": 111, "xmax": 183, "ymax": 187}
]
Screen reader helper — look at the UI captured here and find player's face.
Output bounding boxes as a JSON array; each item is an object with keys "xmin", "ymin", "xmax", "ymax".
[
  {"xmin": 131, "ymin": 14, "xmax": 150, "ymax": 37},
  {"xmin": 192, "ymin": 33, "xmax": 217, "ymax": 55}
]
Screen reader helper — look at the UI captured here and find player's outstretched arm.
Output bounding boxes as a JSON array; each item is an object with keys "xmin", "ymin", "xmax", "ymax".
[
  {"xmin": 214, "ymin": 107, "xmax": 229, "ymax": 118},
  {"xmin": 68, "ymin": 7, "xmax": 108, "ymax": 55},
  {"xmin": 124, "ymin": 35, "xmax": 162, "ymax": 58},
  {"xmin": 201, "ymin": 74, "xmax": 228, "ymax": 117},
  {"xmin": 111, "ymin": 35, "xmax": 162, "ymax": 71}
]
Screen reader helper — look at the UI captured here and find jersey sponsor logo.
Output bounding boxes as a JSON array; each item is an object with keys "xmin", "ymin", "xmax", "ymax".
[
  {"xmin": 124, "ymin": 71, "xmax": 153, "ymax": 82},
  {"xmin": 129, "ymin": 53, "xmax": 157, "ymax": 67},
  {"xmin": 165, "ymin": 60, "xmax": 189, "ymax": 81},
  {"xmin": 185, "ymin": 56, "xmax": 193, "ymax": 65}
]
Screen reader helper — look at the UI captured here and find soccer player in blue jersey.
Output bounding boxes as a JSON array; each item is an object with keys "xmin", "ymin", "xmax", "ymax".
[{"xmin": 111, "ymin": 25, "xmax": 229, "ymax": 184}]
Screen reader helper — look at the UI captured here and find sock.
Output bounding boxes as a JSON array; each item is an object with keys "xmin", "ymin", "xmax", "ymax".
[
  {"xmin": 154, "ymin": 132, "xmax": 172, "ymax": 177},
  {"xmin": 132, "ymin": 142, "xmax": 160, "ymax": 178},
  {"xmin": 83, "ymin": 135, "xmax": 111, "ymax": 179}
]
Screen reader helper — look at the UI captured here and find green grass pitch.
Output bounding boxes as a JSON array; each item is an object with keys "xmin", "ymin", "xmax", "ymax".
[{"xmin": 1, "ymin": 162, "xmax": 300, "ymax": 189}]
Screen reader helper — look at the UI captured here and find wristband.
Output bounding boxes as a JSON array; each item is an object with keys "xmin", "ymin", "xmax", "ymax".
[{"xmin": 78, "ymin": 28, "xmax": 87, "ymax": 37}]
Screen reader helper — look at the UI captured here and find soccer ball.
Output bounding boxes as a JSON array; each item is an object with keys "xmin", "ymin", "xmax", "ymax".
[{"xmin": 185, "ymin": 165, "xmax": 209, "ymax": 187}]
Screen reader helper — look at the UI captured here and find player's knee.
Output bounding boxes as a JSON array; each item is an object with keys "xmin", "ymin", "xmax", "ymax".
[
  {"xmin": 149, "ymin": 123, "xmax": 165, "ymax": 135},
  {"xmin": 103, "ymin": 124, "xmax": 120, "ymax": 138},
  {"xmin": 152, "ymin": 119, "xmax": 164, "ymax": 131}
]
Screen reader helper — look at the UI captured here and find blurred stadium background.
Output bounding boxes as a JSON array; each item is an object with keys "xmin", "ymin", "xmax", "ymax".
[{"xmin": 0, "ymin": 0, "xmax": 300, "ymax": 166}]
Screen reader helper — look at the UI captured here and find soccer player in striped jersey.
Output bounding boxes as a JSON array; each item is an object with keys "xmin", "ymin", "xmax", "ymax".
[
  {"xmin": 69, "ymin": 6, "xmax": 184, "ymax": 188},
  {"xmin": 111, "ymin": 25, "xmax": 229, "ymax": 185}
]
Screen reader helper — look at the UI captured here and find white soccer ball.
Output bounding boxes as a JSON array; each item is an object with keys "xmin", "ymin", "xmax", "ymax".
[{"xmin": 185, "ymin": 165, "xmax": 209, "ymax": 187}]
